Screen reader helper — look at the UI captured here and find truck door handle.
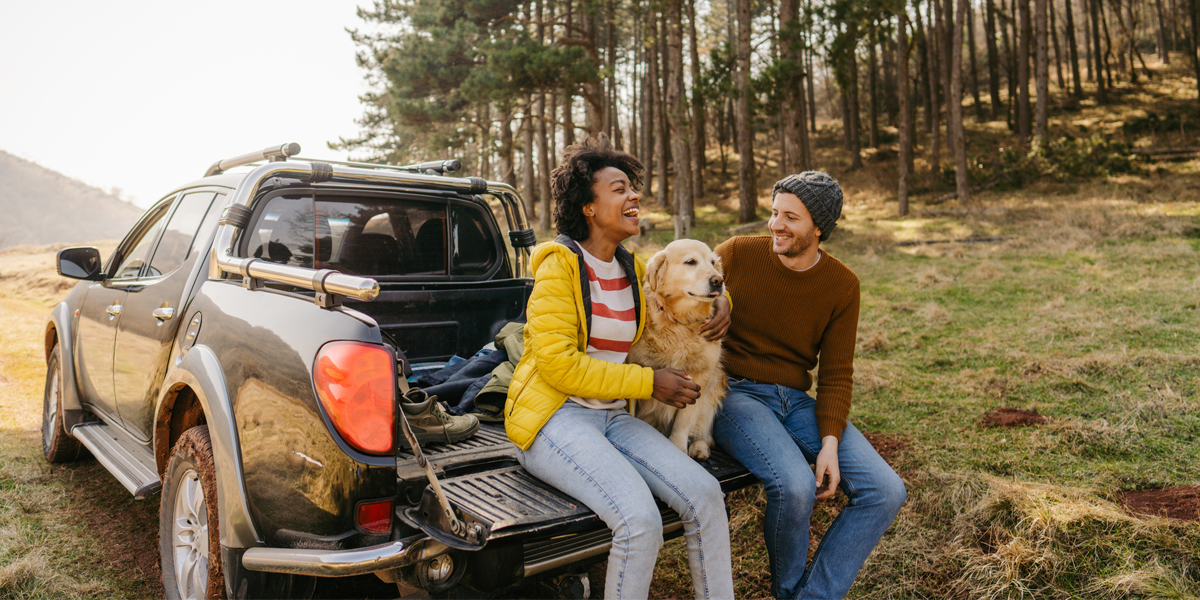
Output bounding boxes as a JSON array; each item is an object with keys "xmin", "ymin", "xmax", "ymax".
[
  {"xmin": 152, "ymin": 307, "xmax": 176, "ymax": 323},
  {"xmin": 106, "ymin": 304, "xmax": 123, "ymax": 319}
]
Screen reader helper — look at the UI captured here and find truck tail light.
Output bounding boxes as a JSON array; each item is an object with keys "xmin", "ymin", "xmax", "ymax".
[
  {"xmin": 356, "ymin": 499, "xmax": 394, "ymax": 533},
  {"xmin": 314, "ymin": 341, "xmax": 395, "ymax": 455}
]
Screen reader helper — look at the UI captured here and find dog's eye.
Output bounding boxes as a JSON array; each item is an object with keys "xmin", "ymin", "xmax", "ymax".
[{"xmin": 684, "ymin": 259, "xmax": 697, "ymax": 265}]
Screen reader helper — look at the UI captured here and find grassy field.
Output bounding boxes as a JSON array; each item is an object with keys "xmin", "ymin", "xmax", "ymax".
[{"xmin": 2, "ymin": 70, "xmax": 1200, "ymax": 599}]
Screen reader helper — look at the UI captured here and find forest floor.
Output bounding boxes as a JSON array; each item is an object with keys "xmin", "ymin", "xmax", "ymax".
[{"xmin": 1, "ymin": 63, "xmax": 1199, "ymax": 599}]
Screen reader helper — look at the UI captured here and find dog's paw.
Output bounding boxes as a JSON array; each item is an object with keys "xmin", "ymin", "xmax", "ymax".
[{"xmin": 688, "ymin": 440, "xmax": 711, "ymax": 461}]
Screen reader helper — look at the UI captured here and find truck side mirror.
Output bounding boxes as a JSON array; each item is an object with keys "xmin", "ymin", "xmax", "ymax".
[{"xmin": 56, "ymin": 247, "xmax": 104, "ymax": 281}]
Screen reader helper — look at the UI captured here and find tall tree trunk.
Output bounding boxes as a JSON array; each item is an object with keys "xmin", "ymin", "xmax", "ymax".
[
  {"xmin": 1085, "ymin": 0, "xmax": 1095, "ymax": 80},
  {"xmin": 522, "ymin": 106, "xmax": 537, "ymax": 220},
  {"xmin": 986, "ymin": 0, "xmax": 1004, "ymax": 117},
  {"xmin": 500, "ymin": 106, "xmax": 516, "ymax": 188},
  {"xmin": 1036, "ymin": 0, "xmax": 1050, "ymax": 140},
  {"xmin": 1101, "ymin": 0, "xmax": 1116, "ymax": 87},
  {"xmin": 782, "ymin": 0, "xmax": 809, "ymax": 171},
  {"xmin": 1091, "ymin": 0, "xmax": 1108, "ymax": 99},
  {"xmin": 550, "ymin": 90, "xmax": 558, "ymax": 169},
  {"xmin": 869, "ymin": 26, "xmax": 881, "ymax": 148},
  {"xmin": 581, "ymin": 3, "xmax": 604, "ymax": 134},
  {"xmin": 606, "ymin": 0, "xmax": 621, "ymax": 142},
  {"xmin": 968, "ymin": 0, "xmax": 985, "ymax": 120},
  {"xmin": 807, "ymin": 27, "xmax": 819, "ymax": 132},
  {"xmin": 736, "ymin": 0, "xmax": 757, "ymax": 222},
  {"xmin": 688, "ymin": 0, "xmax": 705, "ymax": 205},
  {"xmin": 564, "ymin": 0, "xmax": 577, "ymax": 148},
  {"xmin": 657, "ymin": 12, "xmax": 672, "ymax": 213},
  {"xmin": 479, "ymin": 104, "xmax": 492, "ymax": 179},
  {"xmin": 1052, "ymin": 1, "xmax": 1067, "ymax": 91},
  {"xmin": 537, "ymin": 94, "xmax": 551, "ymax": 229},
  {"xmin": 926, "ymin": 0, "xmax": 943, "ymax": 171},
  {"xmin": 1191, "ymin": 0, "xmax": 1200, "ymax": 98},
  {"xmin": 847, "ymin": 23, "xmax": 864, "ymax": 168},
  {"xmin": 1001, "ymin": 0, "xmax": 1018, "ymax": 129},
  {"xmin": 666, "ymin": 0, "xmax": 693, "ymax": 238},
  {"xmin": 536, "ymin": 0, "xmax": 551, "ymax": 229},
  {"xmin": 1066, "ymin": 0, "xmax": 1084, "ymax": 95},
  {"xmin": 951, "ymin": 0, "xmax": 971, "ymax": 203},
  {"xmin": 648, "ymin": 3, "xmax": 657, "ymax": 198},
  {"xmin": 899, "ymin": 5, "xmax": 912, "ymax": 216},
  {"xmin": 1019, "ymin": 0, "xmax": 1033, "ymax": 144},
  {"xmin": 1156, "ymin": 0, "xmax": 1169, "ymax": 63}
]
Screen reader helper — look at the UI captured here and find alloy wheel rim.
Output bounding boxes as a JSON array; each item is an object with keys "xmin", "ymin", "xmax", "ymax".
[{"xmin": 172, "ymin": 468, "xmax": 208, "ymax": 599}]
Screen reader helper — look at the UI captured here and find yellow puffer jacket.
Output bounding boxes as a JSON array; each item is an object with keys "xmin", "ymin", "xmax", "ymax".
[{"xmin": 505, "ymin": 241, "xmax": 654, "ymax": 450}]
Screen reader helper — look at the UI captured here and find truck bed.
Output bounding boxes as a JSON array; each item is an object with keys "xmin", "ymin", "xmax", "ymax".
[{"xmin": 396, "ymin": 423, "xmax": 756, "ymax": 553}]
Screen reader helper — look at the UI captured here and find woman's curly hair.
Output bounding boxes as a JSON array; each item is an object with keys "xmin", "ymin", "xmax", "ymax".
[{"xmin": 550, "ymin": 134, "xmax": 644, "ymax": 241}]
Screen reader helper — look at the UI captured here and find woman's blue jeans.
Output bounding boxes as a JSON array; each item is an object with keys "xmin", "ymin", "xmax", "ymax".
[
  {"xmin": 515, "ymin": 401, "xmax": 734, "ymax": 600},
  {"xmin": 713, "ymin": 378, "xmax": 907, "ymax": 600}
]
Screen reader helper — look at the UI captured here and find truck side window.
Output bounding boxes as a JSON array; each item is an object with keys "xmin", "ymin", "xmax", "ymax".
[
  {"xmin": 111, "ymin": 200, "xmax": 173, "ymax": 280},
  {"xmin": 452, "ymin": 206, "xmax": 497, "ymax": 276},
  {"xmin": 146, "ymin": 192, "xmax": 217, "ymax": 277},
  {"xmin": 250, "ymin": 195, "xmax": 317, "ymax": 268}
]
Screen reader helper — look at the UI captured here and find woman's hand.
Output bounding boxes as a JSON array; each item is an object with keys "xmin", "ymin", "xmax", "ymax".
[
  {"xmin": 698, "ymin": 295, "xmax": 731, "ymax": 341},
  {"xmin": 814, "ymin": 435, "xmax": 841, "ymax": 499},
  {"xmin": 652, "ymin": 368, "xmax": 701, "ymax": 408}
]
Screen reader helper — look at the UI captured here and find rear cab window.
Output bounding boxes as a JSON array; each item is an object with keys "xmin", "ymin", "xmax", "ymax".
[{"xmin": 241, "ymin": 191, "xmax": 507, "ymax": 282}]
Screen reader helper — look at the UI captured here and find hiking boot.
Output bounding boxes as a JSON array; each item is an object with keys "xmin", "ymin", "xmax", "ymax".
[{"xmin": 399, "ymin": 389, "xmax": 479, "ymax": 447}]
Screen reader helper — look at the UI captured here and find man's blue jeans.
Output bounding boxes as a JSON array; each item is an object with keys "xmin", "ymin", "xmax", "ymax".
[
  {"xmin": 515, "ymin": 401, "xmax": 734, "ymax": 600},
  {"xmin": 713, "ymin": 378, "xmax": 906, "ymax": 600}
]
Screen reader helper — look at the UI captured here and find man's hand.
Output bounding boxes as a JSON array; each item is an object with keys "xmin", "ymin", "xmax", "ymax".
[
  {"xmin": 814, "ymin": 435, "xmax": 841, "ymax": 499},
  {"xmin": 652, "ymin": 368, "xmax": 701, "ymax": 408},
  {"xmin": 698, "ymin": 295, "xmax": 731, "ymax": 341}
]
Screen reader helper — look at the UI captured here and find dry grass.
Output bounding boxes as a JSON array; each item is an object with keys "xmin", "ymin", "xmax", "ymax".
[{"xmin": 0, "ymin": 240, "xmax": 160, "ymax": 599}]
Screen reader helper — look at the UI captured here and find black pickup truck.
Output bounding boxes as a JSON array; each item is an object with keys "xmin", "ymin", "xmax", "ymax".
[{"xmin": 42, "ymin": 143, "xmax": 754, "ymax": 599}]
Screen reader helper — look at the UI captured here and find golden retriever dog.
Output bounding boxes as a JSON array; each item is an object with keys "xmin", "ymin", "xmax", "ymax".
[{"xmin": 629, "ymin": 239, "xmax": 727, "ymax": 461}]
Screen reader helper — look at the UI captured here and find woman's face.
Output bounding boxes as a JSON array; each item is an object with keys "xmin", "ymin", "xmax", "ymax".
[{"xmin": 584, "ymin": 166, "xmax": 641, "ymax": 242}]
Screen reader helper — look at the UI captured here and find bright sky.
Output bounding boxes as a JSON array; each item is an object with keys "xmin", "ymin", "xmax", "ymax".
[{"xmin": 1, "ymin": 1, "xmax": 372, "ymax": 208}]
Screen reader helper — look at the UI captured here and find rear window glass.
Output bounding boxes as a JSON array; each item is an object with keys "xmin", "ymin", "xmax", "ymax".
[{"xmin": 247, "ymin": 194, "xmax": 498, "ymax": 277}]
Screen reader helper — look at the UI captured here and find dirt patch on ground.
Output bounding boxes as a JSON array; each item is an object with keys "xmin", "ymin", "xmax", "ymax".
[
  {"xmin": 1118, "ymin": 486, "xmax": 1200, "ymax": 522},
  {"xmin": 862, "ymin": 432, "xmax": 910, "ymax": 467},
  {"xmin": 54, "ymin": 460, "xmax": 162, "ymax": 597},
  {"xmin": 980, "ymin": 407, "xmax": 1048, "ymax": 428}
]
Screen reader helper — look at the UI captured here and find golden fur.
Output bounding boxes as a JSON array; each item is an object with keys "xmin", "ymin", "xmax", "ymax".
[{"xmin": 629, "ymin": 239, "xmax": 727, "ymax": 460}]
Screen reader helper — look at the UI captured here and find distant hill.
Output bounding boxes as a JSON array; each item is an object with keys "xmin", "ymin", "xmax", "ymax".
[{"xmin": 0, "ymin": 151, "xmax": 145, "ymax": 250}]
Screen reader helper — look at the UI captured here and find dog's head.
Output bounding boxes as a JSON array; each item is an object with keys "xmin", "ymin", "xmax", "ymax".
[{"xmin": 644, "ymin": 239, "xmax": 725, "ymax": 320}]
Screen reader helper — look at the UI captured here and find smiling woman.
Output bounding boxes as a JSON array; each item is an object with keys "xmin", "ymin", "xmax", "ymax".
[{"xmin": 504, "ymin": 135, "xmax": 735, "ymax": 600}]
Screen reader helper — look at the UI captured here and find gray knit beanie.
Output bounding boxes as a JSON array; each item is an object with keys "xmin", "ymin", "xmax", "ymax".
[{"xmin": 772, "ymin": 171, "xmax": 843, "ymax": 241}]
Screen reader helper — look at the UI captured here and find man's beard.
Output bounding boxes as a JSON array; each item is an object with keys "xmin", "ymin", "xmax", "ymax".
[{"xmin": 778, "ymin": 230, "xmax": 815, "ymax": 258}]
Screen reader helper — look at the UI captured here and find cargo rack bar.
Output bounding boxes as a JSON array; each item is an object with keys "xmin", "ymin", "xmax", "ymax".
[{"xmin": 206, "ymin": 143, "xmax": 533, "ymax": 305}]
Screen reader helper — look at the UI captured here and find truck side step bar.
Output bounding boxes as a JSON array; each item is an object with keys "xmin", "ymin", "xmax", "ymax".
[{"xmin": 71, "ymin": 421, "xmax": 161, "ymax": 499}]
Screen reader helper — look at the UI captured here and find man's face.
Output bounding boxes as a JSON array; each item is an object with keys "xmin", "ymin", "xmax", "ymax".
[{"xmin": 768, "ymin": 192, "xmax": 822, "ymax": 258}]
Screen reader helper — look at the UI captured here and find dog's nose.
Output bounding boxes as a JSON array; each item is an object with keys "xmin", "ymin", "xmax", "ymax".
[{"xmin": 709, "ymin": 275, "xmax": 724, "ymax": 289}]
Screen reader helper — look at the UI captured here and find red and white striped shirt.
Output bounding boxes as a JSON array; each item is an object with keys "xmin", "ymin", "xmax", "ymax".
[{"xmin": 569, "ymin": 245, "xmax": 638, "ymax": 410}]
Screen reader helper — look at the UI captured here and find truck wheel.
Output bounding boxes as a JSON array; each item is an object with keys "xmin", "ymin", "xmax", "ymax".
[
  {"xmin": 160, "ymin": 425, "xmax": 225, "ymax": 600},
  {"xmin": 42, "ymin": 346, "xmax": 84, "ymax": 463}
]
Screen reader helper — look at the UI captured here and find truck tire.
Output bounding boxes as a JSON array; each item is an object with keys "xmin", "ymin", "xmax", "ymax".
[
  {"xmin": 161, "ymin": 425, "xmax": 226, "ymax": 600},
  {"xmin": 42, "ymin": 346, "xmax": 85, "ymax": 463}
]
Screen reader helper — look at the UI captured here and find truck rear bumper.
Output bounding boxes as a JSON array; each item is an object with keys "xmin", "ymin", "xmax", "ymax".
[{"xmin": 240, "ymin": 535, "xmax": 446, "ymax": 577}]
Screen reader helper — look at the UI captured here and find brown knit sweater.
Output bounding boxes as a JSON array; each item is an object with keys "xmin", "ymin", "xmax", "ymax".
[{"xmin": 716, "ymin": 236, "xmax": 860, "ymax": 441}]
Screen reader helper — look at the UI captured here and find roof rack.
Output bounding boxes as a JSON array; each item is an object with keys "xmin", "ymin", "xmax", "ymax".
[
  {"xmin": 205, "ymin": 143, "xmax": 300, "ymax": 177},
  {"xmin": 204, "ymin": 142, "xmax": 464, "ymax": 178}
]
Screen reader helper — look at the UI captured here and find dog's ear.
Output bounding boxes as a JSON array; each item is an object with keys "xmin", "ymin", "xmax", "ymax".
[
  {"xmin": 712, "ymin": 251, "xmax": 724, "ymax": 276},
  {"xmin": 645, "ymin": 250, "xmax": 669, "ymax": 295}
]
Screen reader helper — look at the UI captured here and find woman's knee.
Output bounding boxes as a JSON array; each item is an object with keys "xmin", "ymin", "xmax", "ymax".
[{"xmin": 612, "ymin": 502, "xmax": 665, "ymax": 552}]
